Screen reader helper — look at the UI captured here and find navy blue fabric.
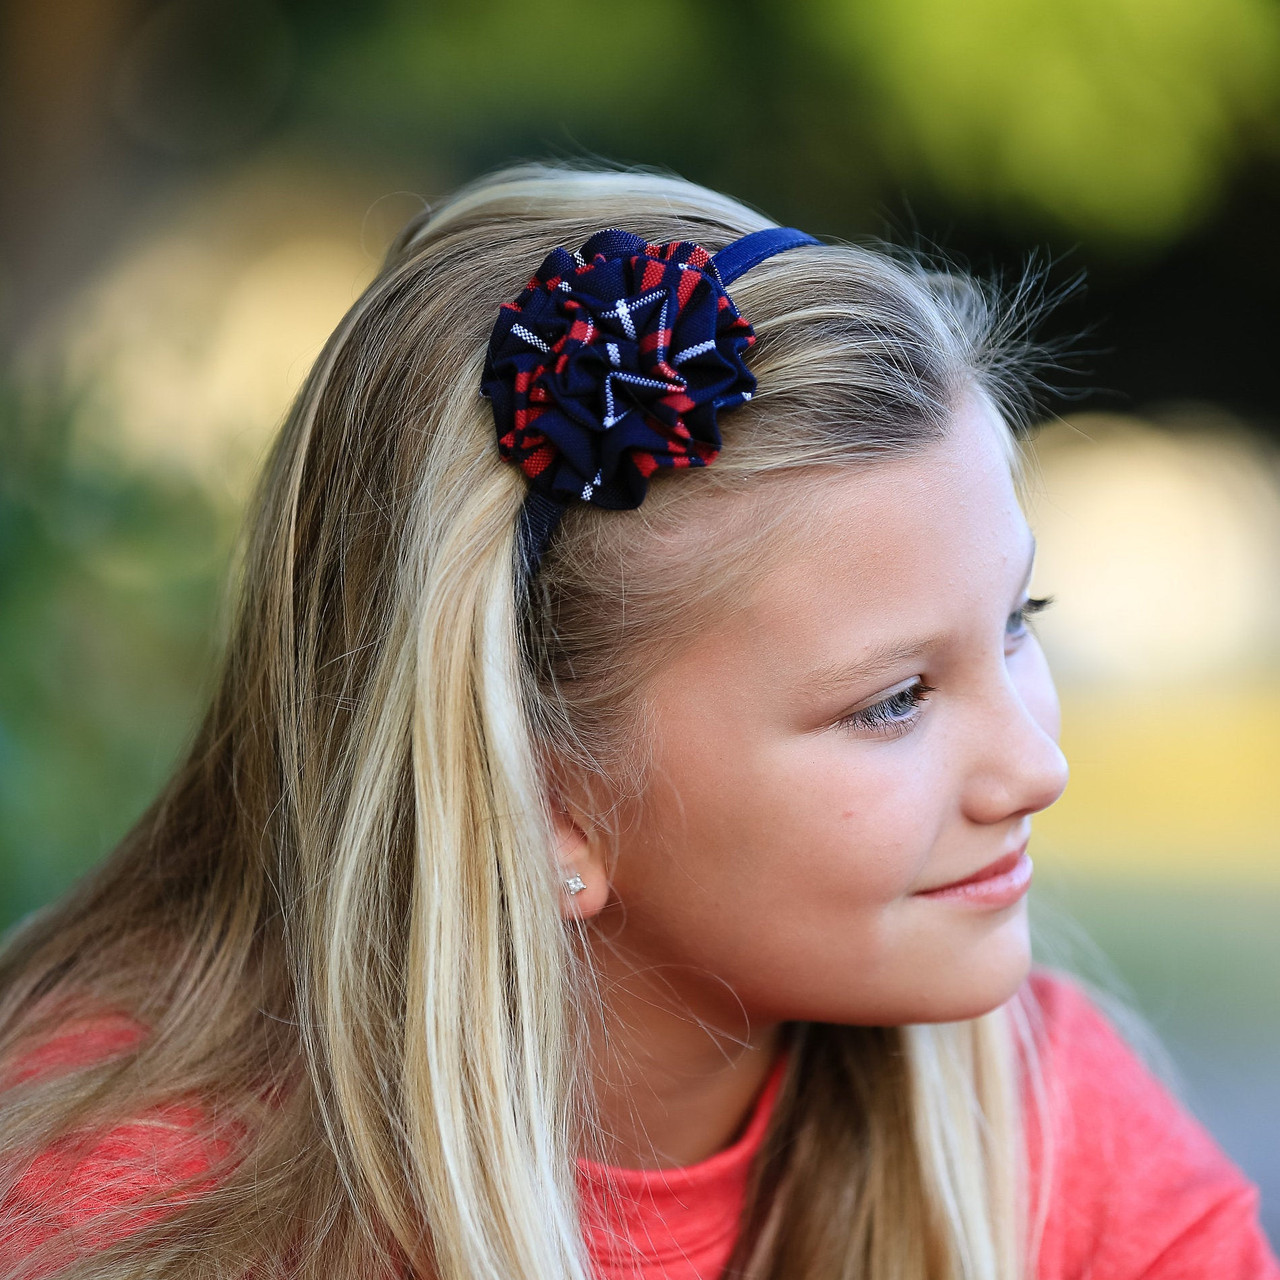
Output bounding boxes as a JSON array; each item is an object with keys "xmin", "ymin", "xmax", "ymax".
[
  {"xmin": 482, "ymin": 228, "xmax": 755, "ymax": 513},
  {"xmin": 711, "ymin": 227, "xmax": 820, "ymax": 285},
  {"xmin": 516, "ymin": 491, "xmax": 566, "ymax": 583},
  {"xmin": 483, "ymin": 224, "xmax": 821, "ymax": 577}
]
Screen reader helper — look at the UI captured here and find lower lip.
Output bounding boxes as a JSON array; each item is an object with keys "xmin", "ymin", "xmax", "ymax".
[{"xmin": 914, "ymin": 852, "xmax": 1033, "ymax": 908}]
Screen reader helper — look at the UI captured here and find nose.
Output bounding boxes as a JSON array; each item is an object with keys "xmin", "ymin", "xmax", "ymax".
[{"xmin": 959, "ymin": 658, "xmax": 1070, "ymax": 828}]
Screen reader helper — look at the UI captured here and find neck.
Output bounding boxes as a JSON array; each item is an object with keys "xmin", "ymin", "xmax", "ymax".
[{"xmin": 581, "ymin": 928, "xmax": 782, "ymax": 1169}]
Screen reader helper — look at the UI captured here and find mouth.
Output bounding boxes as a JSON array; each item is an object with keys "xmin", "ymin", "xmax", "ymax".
[{"xmin": 913, "ymin": 839, "xmax": 1033, "ymax": 906}]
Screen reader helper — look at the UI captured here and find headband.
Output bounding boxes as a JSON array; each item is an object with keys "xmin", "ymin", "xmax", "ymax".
[{"xmin": 480, "ymin": 224, "xmax": 820, "ymax": 578}]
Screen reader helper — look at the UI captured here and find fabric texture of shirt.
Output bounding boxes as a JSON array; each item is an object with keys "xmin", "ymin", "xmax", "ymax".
[{"xmin": 1, "ymin": 969, "xmax": 1276, "ymax": 1279}]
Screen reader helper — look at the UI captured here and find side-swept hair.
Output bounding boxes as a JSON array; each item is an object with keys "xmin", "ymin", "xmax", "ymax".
[{"xmin": 0, "ymin": 162, "xmax": 1056, "ymax": 1280}]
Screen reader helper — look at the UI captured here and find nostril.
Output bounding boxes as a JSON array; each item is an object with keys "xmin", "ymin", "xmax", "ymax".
[{"xmin": 1027, "ymin": 739, "xmax": 1070, "ymax": 817}]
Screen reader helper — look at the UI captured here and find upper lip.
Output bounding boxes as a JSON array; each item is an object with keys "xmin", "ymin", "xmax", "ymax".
[{"xmin": 916, "ymin": 838, "xmax": 1029, "ymax": 894}]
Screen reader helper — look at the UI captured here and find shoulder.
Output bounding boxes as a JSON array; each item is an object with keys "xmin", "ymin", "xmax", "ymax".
[
  {"xmin": 1, "ymin": 1006, "xmax": 146, "ymax": 1087},
  {"xmin": 0, "ymin": 1006, "xmax": 231, "ymax": 1271},
  {"xmin": 1024, "ymin": 968, "xmax": 1279, "ymax": 1280}
]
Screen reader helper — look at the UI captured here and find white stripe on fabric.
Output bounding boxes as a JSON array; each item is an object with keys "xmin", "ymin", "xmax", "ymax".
[
  {"xmin": 672, "ymin": 339, "xmax": 716, "ymax": 365},
  {"xmin": 612, "ymin": 298, "xmax": 637, "ymax": 340},
  {"xmin": 609, "ymin": 372, "xmax": 672, "ymax": 390},
  {"xmin": 511, "ymin": 323, "xmax": 551, "ymax": 354}
]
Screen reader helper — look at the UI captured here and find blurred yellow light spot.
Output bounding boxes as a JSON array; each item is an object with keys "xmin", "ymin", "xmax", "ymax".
[
  {"xmin": 28, "ymin": 166, "xmax": 382, "ymax": 504},
  {"xmin": 1035, "ymin": 682, "xmax": 1280, "ymax": 880},
  {"xmin": 1026, "ymin": 415, "xmax": 1280, "ymax": 683},
  {"xmin": 1024, "ymin": 413, "xmax": 1280, "ymax": 882}
]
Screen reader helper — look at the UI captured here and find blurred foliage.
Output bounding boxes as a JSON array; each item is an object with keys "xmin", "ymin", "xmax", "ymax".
[
  {"xmin": 0, "ymin": 382, "xmax": 231, "ymax": 927},
  {"xmin": 290, "ymin": 0, "xmax": 1280, "ymax": 247},
  {"xmin": 1033, "ymin": 871, "xmax": 1280, "ymax": 1036},
  {"xmin": 810, "ymin": 0, "xmax": 1280, "ymax": 241}
]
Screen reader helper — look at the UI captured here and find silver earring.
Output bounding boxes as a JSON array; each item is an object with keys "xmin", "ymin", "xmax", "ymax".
[{"xmin": 563, "ymin": 873, "xmax": 586, "ymax": 896}]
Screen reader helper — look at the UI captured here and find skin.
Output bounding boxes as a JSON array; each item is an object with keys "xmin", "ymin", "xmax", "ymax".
[{"xmin": 554, "ymin": 394, "xmax": 1070, "ymax": 1168}]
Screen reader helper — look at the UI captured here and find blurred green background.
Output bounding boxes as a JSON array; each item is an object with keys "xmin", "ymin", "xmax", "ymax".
[{"xmin": 1, "ymin": 0, "xmax": 1277, "ymax": 1244}]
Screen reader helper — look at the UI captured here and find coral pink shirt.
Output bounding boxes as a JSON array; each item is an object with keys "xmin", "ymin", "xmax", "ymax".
[
  {"xmin": 576, "ymin": 1050, "xmax": 787, "ymax": 1279},
  {"xmin": 2, "ymin": 971, "xmax": 1277, "ymax": 1279}
]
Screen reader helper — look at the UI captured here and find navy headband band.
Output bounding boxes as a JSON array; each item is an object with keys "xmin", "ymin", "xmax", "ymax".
[
  {"xmin": 479, "ymin": 224, "xmax": 821, "ymax": 580},
  {"xmin": 711, "ymin": 226, "xmax": 821, "ymax": 285}
]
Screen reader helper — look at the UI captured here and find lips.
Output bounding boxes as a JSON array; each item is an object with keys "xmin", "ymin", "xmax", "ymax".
[{"xmin": 918, "ymin": 842, "xmax": 1027, "ymax": 894}]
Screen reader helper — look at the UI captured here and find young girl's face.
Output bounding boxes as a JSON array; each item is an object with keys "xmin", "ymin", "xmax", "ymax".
[{"xmin": 586, "ymin": 394, "xmax": 1069, "ymax": 1030}]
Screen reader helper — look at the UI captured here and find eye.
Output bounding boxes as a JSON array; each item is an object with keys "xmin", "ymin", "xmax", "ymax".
[
  {"xmin": 836, "ymin": 679, "xmax": 936, "ymax": 739},
  {"xmin": 1007, "ymin": 594, "xmax": 1054, "ymax": 640}
]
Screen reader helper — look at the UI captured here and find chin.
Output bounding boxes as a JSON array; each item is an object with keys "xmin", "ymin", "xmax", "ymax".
[
  {"xmin": 917, "ymin": 931, "xmax": 1034, "ymax": 1024},
  {"xmin": 867, "ymin": 910, "xmax": 1034, "ymax": 1025},
  {"xmin": 739, "ymin": 908, "xmax": 1036, "ymax": 1027},
  {"xmin": 789, "ymin": 947, "xmax": 1034, "ymax": 1028}
]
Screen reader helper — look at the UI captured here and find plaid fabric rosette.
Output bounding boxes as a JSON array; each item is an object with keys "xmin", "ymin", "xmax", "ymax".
[{"xmin": 481, "ymin": 225, "xmax": 817, "ymax": 574}]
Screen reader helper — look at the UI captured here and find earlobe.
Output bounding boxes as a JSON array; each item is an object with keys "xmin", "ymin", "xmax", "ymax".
[
  {"xmin": 550, "ymin": 802, "xmax": 611, "ymax": 921},
  {"xmin": 558, "ymin": 863, "xmax": 611, "ymax": 921},
  {"xmin": 560, "ymin": 869, "xmax": 609, "ymax": 921}
]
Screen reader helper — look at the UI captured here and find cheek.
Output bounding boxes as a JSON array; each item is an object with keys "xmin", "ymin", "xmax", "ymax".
[
  {"xmin": 606, "ymin": 714, "xmax": 1026, "ymax": 1027},
  {"xmin": 634, "ymin": 728, "xmax": 944, "ymax": 914},
  {"xmin": 609, "ymin": 738, "xmax": 991, "ymax": 1025},
  {"xmin": 773, "ymin": 737, "xmax": 943, "ymax": 899}
]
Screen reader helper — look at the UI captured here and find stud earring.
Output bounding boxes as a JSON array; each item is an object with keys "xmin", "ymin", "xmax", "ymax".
[{"xmin": 563, "ymin": 873, "xmax": 586, "ymax": 896}]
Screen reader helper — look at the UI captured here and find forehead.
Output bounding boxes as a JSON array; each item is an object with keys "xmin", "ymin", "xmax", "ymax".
[{"xmin": 739, "ymin": 398, "xmax": 1029, "ymax": 645}]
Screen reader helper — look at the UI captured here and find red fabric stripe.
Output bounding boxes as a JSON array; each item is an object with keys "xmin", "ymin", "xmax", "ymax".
[
  {"xmin": 513, "ymin": 407, "xmax": 547, "ymax": 430},
  {"xmin": 640, "ymin": 328, "xmax": 671, "ymax": 354},
  {"xmin": 522, "ymin": 444, "xmax": 556, "ymax": 478}
]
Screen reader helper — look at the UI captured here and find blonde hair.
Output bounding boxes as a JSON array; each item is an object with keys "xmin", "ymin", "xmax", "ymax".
[{"xmin": 0, "ymin": 162, "xmax": 1056, "ymax": 1279}]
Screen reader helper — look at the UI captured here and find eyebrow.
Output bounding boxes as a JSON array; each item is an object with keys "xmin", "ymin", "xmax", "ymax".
[{"xmin": 802, "ymin": 533, "xmax": 1037, "ymax": 698}]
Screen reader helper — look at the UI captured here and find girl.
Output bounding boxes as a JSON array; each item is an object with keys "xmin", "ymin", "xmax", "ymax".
[{"xmin": 0, "ymin": 163, "xmax": 1274, "ymax": 1280}]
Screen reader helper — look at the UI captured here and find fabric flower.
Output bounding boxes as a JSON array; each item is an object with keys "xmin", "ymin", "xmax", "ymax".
[{"xmin": 481, "ymin": 228, "xmax": 757, "ymax": 510}]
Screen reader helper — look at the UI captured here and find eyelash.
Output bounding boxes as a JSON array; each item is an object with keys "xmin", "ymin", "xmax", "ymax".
[
  {"xmin": 1008, "ymin": 594, "xmax": 1055, "ymax": 638},
  {"xmin": 837, "ymin": 680, "xmax": 938, "ymax": 737},
  {"xmin": 837, "ymin": 595, "xmax": 1056, "ymax": 738}
]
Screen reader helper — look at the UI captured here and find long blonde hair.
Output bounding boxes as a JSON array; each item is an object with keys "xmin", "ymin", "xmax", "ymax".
[{"xmin": 0, "ymin": 163, "xmax": 1055, "ymax": 1279}]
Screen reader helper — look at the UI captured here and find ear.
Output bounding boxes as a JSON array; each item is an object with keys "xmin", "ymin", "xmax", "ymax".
[{"xmin": 550, "ymin": 797, "xmax": 612, "ymax": 922}]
